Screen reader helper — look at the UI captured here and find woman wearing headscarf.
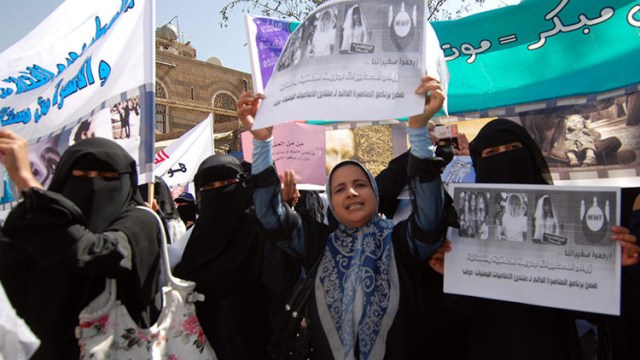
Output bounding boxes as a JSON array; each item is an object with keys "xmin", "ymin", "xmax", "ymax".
[
  {"xmin": 138, "ymin": 176, "xmax": 186, "ymax": 243},
  {"xmin": 533, "ymin": 194, "xmax": 560, "ymax": 242},
  {"xmin": 498, "ymin": 192, "xmax": 527, "ymax": 242},
  {"xmin": 173, "ymin": 154, "xmax": 271, "ymax": 360},
  {"xmin": 340, "ymin": 4, "xmax": 368, "ymax": 52},
  {"xmin": 426, "ymin": 118, "xmax": 640, "ymax": 359},
  {"xmin": 238, "ymin": 75, "xmax": 452, "ymax": 359},
  {"xmin": 0, "ymin": 130, "xmax": 161, "ymax": 360},
  {"xmin": 475, "ymin": 191, "xmax": 490, "ymax": 240},
  {"xmin": 429, "ymin": 118, "xmax": 584, "ymax": 359}
]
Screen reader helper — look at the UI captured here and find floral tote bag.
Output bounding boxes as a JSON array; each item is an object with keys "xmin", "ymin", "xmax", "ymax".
[{"xmin": 76, "ymin": 206, "xmax": 217, "ymax": 360}]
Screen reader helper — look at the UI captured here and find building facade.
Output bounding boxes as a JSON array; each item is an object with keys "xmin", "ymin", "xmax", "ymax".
[{"xmin": 155, "ymin": 34, "xmax": 251, "ymax": 154}]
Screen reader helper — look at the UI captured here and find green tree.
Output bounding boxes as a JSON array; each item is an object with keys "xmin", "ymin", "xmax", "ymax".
[{"xmin": 220, "ymin": 0, "xmax": 487, "ymax": 26}]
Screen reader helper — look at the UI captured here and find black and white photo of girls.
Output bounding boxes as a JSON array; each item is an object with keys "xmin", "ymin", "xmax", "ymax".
[
  {"xmin": 457, "ymin": 191, "xmax": 474, "ymax": 238},
  {"xmin": 276, "ymin": 25, "xmax": 305, "ymax": 71},
  {"xmin": 340, "ymin": 4, "xmax": 373, "ymax": 54},
  {"xmin": 532, "ymin": 194, "xmax": 567, "ymax": 245},
  {"xmin": 457, "ymin": 190, "xmax": 490, "ymax": 240},
  {"xmin": 496, "ymin": 192, "xmax": 528, "ymax": 242},
  {"xmin": 307, "ymin": 6, "xmax": 338, "ymax": 58},
  {"xmin": 475, "ymin": 191, "xmax": 490, "ymax": 240}
]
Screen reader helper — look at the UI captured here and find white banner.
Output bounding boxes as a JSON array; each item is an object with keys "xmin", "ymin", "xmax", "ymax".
[
  {"xmin": 444, "ymin": 183, "xmax": 621, "ymax": 315},
  {"xmin": 154, "ymin": 115, "xmax": 214, "ymax": 188},
  {"xmin": 247, "ymin": 0, "xmax": 449, "ymax": 129},
  {"xmin": 0, "ymin": 0, "xmax": 155, "ymax": 199}
]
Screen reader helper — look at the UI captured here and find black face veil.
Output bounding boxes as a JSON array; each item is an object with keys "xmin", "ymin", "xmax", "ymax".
[
  {"xmin": 48, "ymin": 137, "xmax": 144, "ymax": 232},
  {"xmin": 174, "ymin": 154, "xmax": 256, "ymax": 294},
  {"xmin": 469, "ymin": 118, "xmax": 553, "ymax": 185}
]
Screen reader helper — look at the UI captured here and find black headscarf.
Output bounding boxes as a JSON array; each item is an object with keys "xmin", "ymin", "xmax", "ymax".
[
  {"xmin": 296, "ymin": 190, "xmax": 325, "ymax": 224},
  {"xmin": 469, "ymin": 118, "xmax": 553, "ymax": 185},
  {"xmin": 48, "ymin": 137, "xmax": 145, "ymax": 232},
  {"xmin": 174, "ymin": 154, "xmax": 258, "ymax": 297},
  {"xmin": 173, "ymin": 154, "xmax": 271, "ymax": 359},
  {"xmin": 138, "ymin": 176, "xmax": 180, "ymax": 221},
  {"xmin": 1, "ymin": 137, "xmax": 160, "ymax": 359},
  {"xmin": 175, "ymin": 192, "xmax": 198, "ymax": 225}
]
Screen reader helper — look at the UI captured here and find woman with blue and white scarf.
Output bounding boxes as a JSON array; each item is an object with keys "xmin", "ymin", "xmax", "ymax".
[{"xmin": 238, "ymin": 75, "xmax": 451, "ymax": 360}]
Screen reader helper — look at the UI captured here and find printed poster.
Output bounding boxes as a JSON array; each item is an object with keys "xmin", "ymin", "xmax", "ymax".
[
  {"xmin": 242, "ymin": 122, "xmax": 326, "ymax": 186},
  {"xmin": 444, "ymin": 183, "xmax": 621, "ymax": 315},
  {"xmin": 246, "ymin": 0, "xmax": 449, "ymax": 129}
]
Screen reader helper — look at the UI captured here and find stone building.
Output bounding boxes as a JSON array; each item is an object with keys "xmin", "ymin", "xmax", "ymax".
[{"xmin": 154, "ymin": 24, "xmax": 251, "ymax": 154}]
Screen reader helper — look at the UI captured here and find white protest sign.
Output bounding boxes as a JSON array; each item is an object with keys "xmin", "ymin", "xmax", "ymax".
[
  {"xmin": 249, "ymin": 0, "xmax": 448, "ymax": 129},
  {"xmin": 444, "ymin": 183, "xmax": 621, "ymax": 315}
]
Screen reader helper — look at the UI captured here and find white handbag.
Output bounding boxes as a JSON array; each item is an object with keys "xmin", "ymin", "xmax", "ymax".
[{"xmin": 76, "ymin": 206, "xmax": 217, "ymax": 359}]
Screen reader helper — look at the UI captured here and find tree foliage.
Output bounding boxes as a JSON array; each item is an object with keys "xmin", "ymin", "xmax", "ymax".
[{"xmin": 220, "ymin": 0, "xmax": 487, "ymax": 26}]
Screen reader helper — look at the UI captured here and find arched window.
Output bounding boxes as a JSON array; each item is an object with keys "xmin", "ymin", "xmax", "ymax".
[
  {"xmin": 212, "ymin": 92, "xmax": 237, "ymax": 125},
  {"xmin": 212, "ymin": 91, "xmax": 241, "ymax": 151}
]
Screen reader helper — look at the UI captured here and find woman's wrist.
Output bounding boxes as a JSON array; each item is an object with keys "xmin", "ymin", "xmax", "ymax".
[
  {"xmin": 251, "ymin": 137, "xmax": 274, "ymax": 174},
  {"xmin": 407, "ymin": 126, "xmax": 434, "ymax": 159},
  {"xmin": 15, "ymin": 172, "xmax": 43, "ymax": 192}
]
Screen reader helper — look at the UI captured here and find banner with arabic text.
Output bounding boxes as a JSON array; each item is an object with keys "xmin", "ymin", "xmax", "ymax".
[
  {"xmin": 0, "ymin": 0, "xmax": 155, "ymax": 210},
  {"xmin": 155, "ymin": 115, "xmax": 214, "ymax": 188}
]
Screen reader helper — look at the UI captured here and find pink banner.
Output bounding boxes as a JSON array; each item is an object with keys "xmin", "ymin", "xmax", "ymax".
[{"xmin": 242, "ymin": 122, "xmax": 326, "ymax": 186}]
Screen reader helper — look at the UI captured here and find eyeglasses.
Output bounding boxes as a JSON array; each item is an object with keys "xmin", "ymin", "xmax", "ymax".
[{"xmin": 199, "ymin": 178, "xmax": 239, "ymax": 192}]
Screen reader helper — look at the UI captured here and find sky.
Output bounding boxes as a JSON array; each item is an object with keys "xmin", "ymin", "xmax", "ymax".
[{"xmin": 0, "ymin": 0, "xmax": 520, "ymax": 74}]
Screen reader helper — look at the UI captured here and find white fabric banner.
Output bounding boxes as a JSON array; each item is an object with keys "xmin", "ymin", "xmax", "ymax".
[
  {"xmin": 247, "ymin": 0, "xmax": 449, "ymax": 129},
  {"xmin": 444, "ymin": 183, "xmax": 621, "ymax": 315},
  {"xmin": 154, "ymin": 115, "xmax": 214, "ymax": 187},
  {"xmin": 0, "ymin": 0, "xmax": 155, "ymax": 199}
]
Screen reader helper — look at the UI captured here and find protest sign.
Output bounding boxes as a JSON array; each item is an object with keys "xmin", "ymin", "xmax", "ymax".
[
  {"xmin": 0, "ymin": 0, "xmax": 155, "ymax": 210},
  {"xmin": 246, "ymin": 0, "xmax": 448, "ymax": 129},
  {"xmin": 444, "ymin": 183, "xmax": 621, "ymax": 315},
  {"xmin": 242, "ymin": 122, "xmax": 326, "ymax": 186}
]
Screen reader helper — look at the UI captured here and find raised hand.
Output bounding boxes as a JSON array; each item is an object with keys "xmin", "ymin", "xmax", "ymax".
[
  {"xmin": 408, "ymin": 75, "xmax": 445, "ymax": 129},
  {"xmin": 281, "ymin": 169, "xmax": 300, "ymax": 208},
  {"xmin": 237, "ymin": 91, "xmax": 273, "ymax": 140},
  {"xmin": 0, "ymin": 129, "xmax": 43, "ymax": 192}
]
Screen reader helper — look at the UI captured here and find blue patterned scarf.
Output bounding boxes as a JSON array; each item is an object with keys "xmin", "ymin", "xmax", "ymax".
[
  {"xmin": 316, "ymin": 217, "xmax": 399, "ymax": 359},
  {"xmin": 319, "ymin": 159, "xmax": 400, "ymax": 359}
]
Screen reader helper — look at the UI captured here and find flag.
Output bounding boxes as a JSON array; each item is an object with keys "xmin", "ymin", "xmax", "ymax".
[{"xmin": 155, "ymin": 115, "xmax": 214, "ymax": 188}]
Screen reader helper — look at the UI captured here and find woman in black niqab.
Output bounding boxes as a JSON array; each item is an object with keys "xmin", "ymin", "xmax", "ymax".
[
  {"xmin": 428, "ymin": 118, "xmax": 582, "ymax": 360},
  {"xmin": 174, "ymin": 154, "xmax": 271, "ymax": 360},
  {"xmin": 0, "ymin": 135, "xmax": 161, "ymax": 360},
  {"xmin": 469, "ymin": 117, "xmax": 553, "ymax": 185},
  {"xmin": 138, "ymin": 176, "xmax": 185, "ymax": 243}
]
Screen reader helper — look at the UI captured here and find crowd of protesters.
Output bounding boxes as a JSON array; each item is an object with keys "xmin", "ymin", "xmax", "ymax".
[{"xmin": 1, "ymin": 56, "xmax": 640, "ymax": 360}]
